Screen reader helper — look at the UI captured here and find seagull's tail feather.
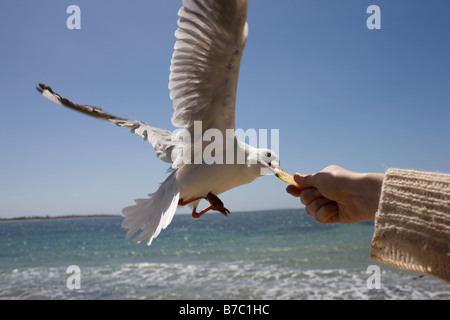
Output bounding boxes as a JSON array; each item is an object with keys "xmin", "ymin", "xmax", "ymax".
[{"xmin": 121, "ymin": 173, "xmax": 179, "ymax": 246}]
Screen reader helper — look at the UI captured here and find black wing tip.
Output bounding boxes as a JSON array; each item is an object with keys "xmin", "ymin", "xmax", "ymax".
[
  {"xmin": 36, "ymin": 83, "xmax": 50, "ymax": 94},
  {"xmin": 36, "ymin": 83, "xmax": 44, "ymax": 94}
]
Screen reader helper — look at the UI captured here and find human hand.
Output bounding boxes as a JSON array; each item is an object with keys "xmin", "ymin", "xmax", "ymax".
[{"xmin": 286, "ymin": 165, "xmax": 384, "ymax": 224}]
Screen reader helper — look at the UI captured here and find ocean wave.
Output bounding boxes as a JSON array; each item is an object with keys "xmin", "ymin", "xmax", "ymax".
[{"xmin": 1, "ymin": 261, "xmax": 448, "ymax": 300}]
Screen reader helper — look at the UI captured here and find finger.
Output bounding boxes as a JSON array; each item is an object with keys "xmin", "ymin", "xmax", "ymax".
[
  {"xmin": 286, "ymin": 185, "xmax": 301, "ymax": 197},
  {"xmin": 305, "ymin": 197, "xmax": 333, "ymax": 217},
  {"xmin": 294, "ymin": 172, "xmax": 318, "ymax": 189},
  {"xmin": 315, "ymin": 202, "xmax": 339, "ymax": 224},
  {"xmin": 299, "ymin": 188, "xmax": 321, "ymax": 205}
]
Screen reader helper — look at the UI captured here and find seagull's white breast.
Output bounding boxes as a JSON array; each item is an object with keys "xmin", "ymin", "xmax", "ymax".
[{"xmin": 177, "ymin": 163, "xmax": 260, "ymax": 202}]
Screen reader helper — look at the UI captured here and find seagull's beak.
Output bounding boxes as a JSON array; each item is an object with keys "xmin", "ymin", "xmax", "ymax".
[{"xmin": 267, "ymin": 162, "xmax": 282, "ymax": 174}]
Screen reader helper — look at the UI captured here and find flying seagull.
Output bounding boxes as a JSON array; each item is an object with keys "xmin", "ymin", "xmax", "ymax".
[{"xmin": 37, "ymin": 0, "xmax": 282, "ymax": 246}]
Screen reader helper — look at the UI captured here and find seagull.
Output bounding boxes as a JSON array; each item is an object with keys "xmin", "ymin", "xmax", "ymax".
[{"xmin": 37, "ymin": 0, "xmax": 281, "ymax": 246}]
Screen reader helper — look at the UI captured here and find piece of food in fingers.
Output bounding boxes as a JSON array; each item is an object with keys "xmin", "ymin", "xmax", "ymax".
[{"xmin": 274, "ymin": 169, "xmax": 302, "ymax": 189}]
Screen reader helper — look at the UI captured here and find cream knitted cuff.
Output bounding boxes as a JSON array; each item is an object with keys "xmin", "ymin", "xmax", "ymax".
[{"xmin": 370, "ymin": 168, "xmax": 450, "ymax": 282}]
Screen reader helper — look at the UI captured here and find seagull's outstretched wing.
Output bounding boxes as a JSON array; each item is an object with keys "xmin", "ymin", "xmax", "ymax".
[
  {"xmin": 169, "ymin": 0, "xmax": 248, "ymax": 134},
  {"xmin": 36, "ymin": 83, "xmax": 175, "ymax": 163}
]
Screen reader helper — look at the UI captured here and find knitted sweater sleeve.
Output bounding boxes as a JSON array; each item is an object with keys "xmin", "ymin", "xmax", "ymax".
[{"xmin": 370, "ymin": 168, "xmax": 450, "ymax": 282}]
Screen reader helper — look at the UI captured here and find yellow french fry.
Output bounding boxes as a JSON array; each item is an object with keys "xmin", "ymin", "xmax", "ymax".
[{"xmin": 274, "ymin": 169, "xmax": 302, "ymax": 189}]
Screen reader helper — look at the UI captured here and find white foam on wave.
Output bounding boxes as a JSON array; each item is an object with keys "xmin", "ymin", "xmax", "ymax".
[{"xmin": 1, "ymin": 262, "xmax": 448, "ymax": 300}]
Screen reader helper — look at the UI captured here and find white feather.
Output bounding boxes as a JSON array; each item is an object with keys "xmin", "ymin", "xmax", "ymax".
[{"xmin": 121, "ymin": 172, "xmax": 180, "ymax": 245}]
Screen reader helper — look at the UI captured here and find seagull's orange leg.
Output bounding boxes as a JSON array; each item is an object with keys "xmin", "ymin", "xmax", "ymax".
[
  {"xmin": 191, "ymin": 205, "xmax": 213, "ymax": 219},
  {"xmin": 178, "ymin": 197, "xmax": 203, "ymax": 206}
]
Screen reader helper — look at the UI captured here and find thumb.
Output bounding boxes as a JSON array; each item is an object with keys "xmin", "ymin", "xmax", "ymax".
[{"xmin": 293, "ymin": 172, "xmax": 317, "ymax": 189}]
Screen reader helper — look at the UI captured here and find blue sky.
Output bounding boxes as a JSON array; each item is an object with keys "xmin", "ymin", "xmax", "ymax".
[{"xmin": 0, "ymin": 0, "xmax": 449, "ymax": 218}]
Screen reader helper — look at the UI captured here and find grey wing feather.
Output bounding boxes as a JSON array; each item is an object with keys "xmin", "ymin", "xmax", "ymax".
[
  {"xmin": 169, "ymin": 0, "xmax": 248, "ymax": 133},
  {"xmin": 36, "ymin": 83, "xmax": 175, "ymax": 163}
]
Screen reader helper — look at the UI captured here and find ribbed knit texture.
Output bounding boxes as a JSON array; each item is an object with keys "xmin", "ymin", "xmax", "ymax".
[{"xmin": 370, "ymin": 169, "xmax": 450, "ymax": 282}]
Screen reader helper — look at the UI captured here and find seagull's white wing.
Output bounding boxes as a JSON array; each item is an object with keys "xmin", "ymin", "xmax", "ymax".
[
  {"xmin": 169, "ymin": 0, "xmax": 248, "ymax": 133},
  {"xmin": 37, "ymin": 83, "xmax": 175, "ymax": 163}
]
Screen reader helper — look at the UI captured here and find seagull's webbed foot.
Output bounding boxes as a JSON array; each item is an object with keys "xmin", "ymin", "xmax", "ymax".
[
  {"xmin": 190, "ymin": 193, "xmax": 230, "ymax": 219},
  {"xmin": 206, "ymin": 192, "xmax": 230, "ymax": 217}
]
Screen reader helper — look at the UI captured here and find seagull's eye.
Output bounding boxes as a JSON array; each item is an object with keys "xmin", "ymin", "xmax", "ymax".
[{"xmin": 266, "ymin": 152, "xmax": 271, "ymax": 158}]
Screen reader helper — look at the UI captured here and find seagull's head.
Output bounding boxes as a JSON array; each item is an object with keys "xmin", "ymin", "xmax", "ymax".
[{"xmin": 257, "ymin": 149, "xmax": 281, "ymax": 174}]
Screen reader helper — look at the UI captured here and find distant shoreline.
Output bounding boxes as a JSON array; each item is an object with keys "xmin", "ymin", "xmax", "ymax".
[
  {"xmin": 0, "ymin": 214, "xmax": 121, "ymax": 223},
  {"xmin": 0, "ymin": 208, "xmax": 302, "ymax": 223}
]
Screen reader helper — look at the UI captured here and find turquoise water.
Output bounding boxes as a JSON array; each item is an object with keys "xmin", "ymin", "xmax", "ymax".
[{"xmin": 0, "ymin": 209, "xmax": 448, "ymax": 299}]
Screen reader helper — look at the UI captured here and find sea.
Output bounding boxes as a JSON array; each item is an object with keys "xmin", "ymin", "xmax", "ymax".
[{"xmin": 0, "ymin": 209, "xmax": 448, "ymax": 300}]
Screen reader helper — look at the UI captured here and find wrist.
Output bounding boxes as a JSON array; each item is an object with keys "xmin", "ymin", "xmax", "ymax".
[{"xmin": 358, "ymin": 172, "xmax": 384, "ymax": 220}]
